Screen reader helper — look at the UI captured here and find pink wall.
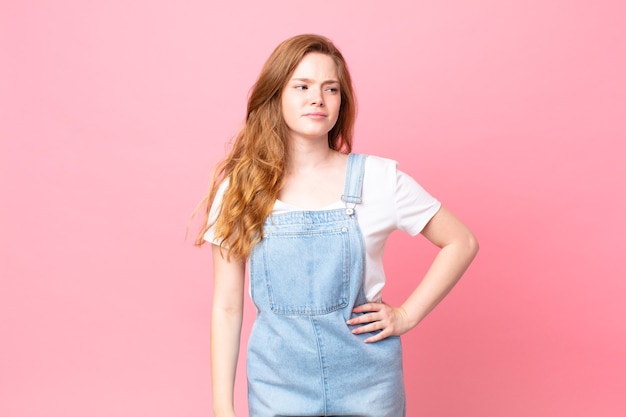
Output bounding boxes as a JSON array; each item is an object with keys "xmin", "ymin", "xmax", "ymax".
[{"xmin": 1, "ymin": 1, "xmax": 625, "ymax": 416}]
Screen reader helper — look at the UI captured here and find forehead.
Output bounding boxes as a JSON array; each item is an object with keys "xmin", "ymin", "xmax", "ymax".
[{"xmin": 290, "ymin": 52, "xmax": 339, "ymax": 80}]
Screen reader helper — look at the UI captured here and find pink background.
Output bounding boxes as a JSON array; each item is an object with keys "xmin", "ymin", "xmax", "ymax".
[{"xmin": 1, "ymin": 1, "xmax": 625, "ymax": 416}]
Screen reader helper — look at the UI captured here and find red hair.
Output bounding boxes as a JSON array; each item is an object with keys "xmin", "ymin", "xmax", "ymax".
[{"xmin": 194, "ymin": 34, "xmax": 357, "ymax": 260}]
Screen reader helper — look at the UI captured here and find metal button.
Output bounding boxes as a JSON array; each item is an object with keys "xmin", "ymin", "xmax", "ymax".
[{"xmin": 346, "ymin": 208, "xmax": 354, "ymax": 216}]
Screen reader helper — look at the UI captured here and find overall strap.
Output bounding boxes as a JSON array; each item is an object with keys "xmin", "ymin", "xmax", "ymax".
[{"xmin": 341, "ymin": 153, "xmax": 367, "ymax": 206}]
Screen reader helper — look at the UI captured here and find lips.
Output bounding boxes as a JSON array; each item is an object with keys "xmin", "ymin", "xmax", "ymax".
[{"xmin": 303, "ymin": 112, "xmax": 327, "ymax": 118}]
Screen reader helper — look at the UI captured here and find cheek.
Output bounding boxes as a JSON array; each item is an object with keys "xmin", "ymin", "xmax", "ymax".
[
  {"xmin": 281, "ymin": 93, "xmax": 298, "ymax": 112},
  {"xmin": 331, "ymin": 96, "xmax": 342, "ymax": 117},
  {"xmin": 280, "ymin": 95, "xmax": 293, "ymax": 120}
]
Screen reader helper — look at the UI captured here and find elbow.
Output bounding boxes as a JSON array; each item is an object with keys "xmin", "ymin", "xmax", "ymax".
[
  {"xmin": 213, "ymin": 302, "xmax": 244, "ymax": 317},
  {"xmin": 466, "ymin": 232, "xmax": 479, "ymax": 260}
]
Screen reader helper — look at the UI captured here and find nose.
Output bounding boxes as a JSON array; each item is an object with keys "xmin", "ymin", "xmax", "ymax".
[{"xmin": 309, "ymin": 87, "xmax": 324, "ymax": 107}]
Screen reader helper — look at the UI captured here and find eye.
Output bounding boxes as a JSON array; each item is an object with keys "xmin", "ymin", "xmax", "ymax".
[
  {"xmin": 295, "ymin": 85, "xmax": 308, "ymax": 91},
  {"xmin": 325, "ymin": 86, "xmax": 340, "ymax": 93}
]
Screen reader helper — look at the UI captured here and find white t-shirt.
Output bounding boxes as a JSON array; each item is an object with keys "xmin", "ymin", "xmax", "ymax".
[{"xmin": 204, "ymin": 155, "xmax": 441, "ymax": 301}]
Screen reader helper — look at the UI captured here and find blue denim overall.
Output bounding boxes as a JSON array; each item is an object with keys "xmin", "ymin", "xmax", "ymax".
[{"xmin": 248, "ymin": 154, "xmax": 406, "ymax": 416}]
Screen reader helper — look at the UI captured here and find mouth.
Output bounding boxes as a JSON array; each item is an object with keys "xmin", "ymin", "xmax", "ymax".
[{"xmin": 303, "ymin": 112, "xmax": 328, "ymax": 118}]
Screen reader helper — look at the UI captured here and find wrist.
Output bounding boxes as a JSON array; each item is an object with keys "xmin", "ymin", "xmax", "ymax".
[{"xmin": 398, "ymin": 304, "xmax": 421, "ymax": 330}]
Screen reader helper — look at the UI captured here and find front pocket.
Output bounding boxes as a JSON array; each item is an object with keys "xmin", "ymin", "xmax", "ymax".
[{"xmin": 263, "ymin": 227, "xmax": 350, "ymax": 315}]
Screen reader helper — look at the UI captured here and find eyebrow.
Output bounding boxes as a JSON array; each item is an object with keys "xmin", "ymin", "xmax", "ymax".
[{"xmin": 290, "ymin": 78, "xmax": 340, "ymax": 84}]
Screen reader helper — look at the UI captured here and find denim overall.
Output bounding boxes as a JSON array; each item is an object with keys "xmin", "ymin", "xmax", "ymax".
[{"xmin": 248, "ymin": 154, "xmax": 406, "ymax": 416}]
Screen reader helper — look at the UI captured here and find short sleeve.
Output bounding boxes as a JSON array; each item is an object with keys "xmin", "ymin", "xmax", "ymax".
[
  {"xmin": 203, "ymin": 178, "xmax": 229, "ymax": 245},
  {"xmin": 394, "ymin": 169, "xmax": 441, "ymax": 236}
]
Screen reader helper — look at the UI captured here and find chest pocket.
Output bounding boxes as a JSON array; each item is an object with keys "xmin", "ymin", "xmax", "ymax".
[{"xmin": 261, "ymin": 225, "xmax": 350, "ymax": 316}]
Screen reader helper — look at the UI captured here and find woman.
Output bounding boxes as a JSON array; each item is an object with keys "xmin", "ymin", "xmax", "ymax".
[{"xmin": 196, "ymin": 34, "xmax": 478, "ymax": 417}]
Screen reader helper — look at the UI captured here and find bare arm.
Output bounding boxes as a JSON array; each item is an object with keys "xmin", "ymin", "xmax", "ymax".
[
  {"xmin": 210, "ymin": 244, "xmax": 245, "ymax": 416},
  {"xmin": 349, "ymin": 206, "xmax": 479, "ymax": 342}
]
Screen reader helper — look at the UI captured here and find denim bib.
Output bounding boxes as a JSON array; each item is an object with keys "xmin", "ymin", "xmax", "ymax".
[{"xmin": 247, "ymin": 154, "xmax": 406, "ymax": 416}]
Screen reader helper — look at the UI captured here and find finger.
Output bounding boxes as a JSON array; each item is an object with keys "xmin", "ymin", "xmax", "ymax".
[
  {"xmin": 346, "ymin": 312, "xmax": 377, "ymax": 325},
  {"xmin": 352, "ymin": 318, "xmax": 389, "ymax": 334},
  {"xmin": 352, "ymin": 302, "xmax": 387, "ymax": 312},
  {"xmin": 352, "ymin": 302, "xmax": 383, "ymax": 313},
  {"xmin": 365, "ymin": 329, "xmax": 390, "ymax": 343},
  {"xmin": 351, "ymin": 322, "xmax": 376, "ymax": 334}
]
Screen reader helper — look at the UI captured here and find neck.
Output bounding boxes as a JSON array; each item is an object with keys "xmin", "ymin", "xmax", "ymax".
[{"xmin": 286, "ymin": 136, "xmax": 335, "ymax": 173}]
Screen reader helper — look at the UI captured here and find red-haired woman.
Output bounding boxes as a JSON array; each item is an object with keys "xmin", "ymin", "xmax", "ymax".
[{"xmin": 196, "ymin": 34, "xmax": 478, "ymax": 417}]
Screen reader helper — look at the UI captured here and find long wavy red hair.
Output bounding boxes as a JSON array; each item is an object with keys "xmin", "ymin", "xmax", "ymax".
[{"xmin": 194, "ymin": 34, "xmax": 357, "ymax": 260}]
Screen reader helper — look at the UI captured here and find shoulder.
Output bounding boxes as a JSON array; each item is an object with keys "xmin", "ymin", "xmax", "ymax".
[
  {"xmin": 358, "ymin": 155, "xmax": 399, "ymax": 202},
  {"xmin": 217, "ymin": 177, "xmax": 230, "ymax": 193},
  {"xmin": 360, "ymin": 154, "xmax": 399, "ymax": 184},
  {"xmin": 362, "ymin": 154, "xmax": 398, "ymax": 170},
  {"xmin": 209, "ymin": 177, "xmax": 231, "ymax": 211},
  {"xmin": 360, "ymin": 153, "xmax": 439, "ymax": 205}
]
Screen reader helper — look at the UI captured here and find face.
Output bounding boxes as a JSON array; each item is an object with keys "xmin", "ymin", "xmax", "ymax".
[{"xmin": 281, "ymin": 52, "xmax": 341, "ymax": 144}]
